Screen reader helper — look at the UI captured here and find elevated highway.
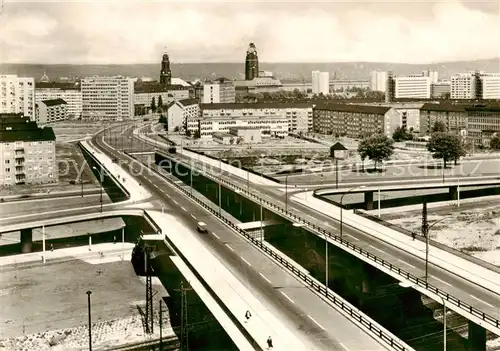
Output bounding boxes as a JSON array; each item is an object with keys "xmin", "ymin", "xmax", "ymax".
[{"xmin": 138, "ymin": 131, "xmax": 500, "ymax": 343}]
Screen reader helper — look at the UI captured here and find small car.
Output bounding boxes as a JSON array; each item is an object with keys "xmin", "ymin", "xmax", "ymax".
[{"xmin": 197, "ymin": 221, "xmax": 208, "ymax": 233}]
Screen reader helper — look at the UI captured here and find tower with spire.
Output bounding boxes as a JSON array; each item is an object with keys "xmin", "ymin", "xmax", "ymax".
[
  {"xmin": 245, "ymin": 43, "xmax": 259, "ymax": 81},
  {"xmin": 160, "ymin": 48, "xmax": 172, "ymax": 86}
]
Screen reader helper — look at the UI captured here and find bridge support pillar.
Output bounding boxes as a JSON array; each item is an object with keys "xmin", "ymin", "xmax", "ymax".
[
  {"xmin": 468, "ymin": 321, "xmax": 486, "ymax": 351},
  {"xmin": 364, "ymin": 191, "xmax": 374, "ymax": 210},
  {"xmin": 449, "ymin": 186, "xmax": 458, "ymax": 200},
  {"xmin": 20, "ymin": 228, "xmax": 33, "ymax": 253}
]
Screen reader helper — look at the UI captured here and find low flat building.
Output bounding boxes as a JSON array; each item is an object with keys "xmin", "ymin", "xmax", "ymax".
[
  {"xmin": 0, "ymin": 114, "xmax": 57, "ymax": 186},
  {"xmin": 312, "ymin": 104, "xmax": 400, "ymax": 138},
  {"xmin": 233, "ymin": 77, "xmax": 283, "ymax": 95},
  {"xmin": 431, "ymin": 82, "xmax": 451, "ymax": 98},
  {"xmin": 200, "ymin": 102, "xmax": 312, "ymax": 133},
  {"xmin": 134, "ymin": 83, "xmax": 190, "ymax": 110},
  {"xmin": 212, "ymin": 132, "xmax": 234, "ymax": 145},
  {"xmin": 228, "ymin": 126, "xmax": 262, "ymax": 144},
  {"xmin": 36, "ymin": 99, "xmax": 68, "ymax": 124}
]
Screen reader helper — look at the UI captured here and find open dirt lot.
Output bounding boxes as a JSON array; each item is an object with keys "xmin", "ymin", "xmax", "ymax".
[
  {"xmin": 381, "ymin": 197, "xmax": 500, "ymax": 266},
  {"xmin": 0, "ymin": 245, "xmax": 171, "ymax": 350}
]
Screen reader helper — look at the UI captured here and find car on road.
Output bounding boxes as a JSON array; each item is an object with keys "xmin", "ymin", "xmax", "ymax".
[{"xmin": 197, "ymin": 221, "xmax": 208, "ymax": 233}]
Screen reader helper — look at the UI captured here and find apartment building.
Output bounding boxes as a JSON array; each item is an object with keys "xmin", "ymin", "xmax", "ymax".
[
  {"xmin": 35, "ymin": 88, "xmax": 82, "ymax": 118},
  {"xmin": 165, "ymin": 99, "xmax": 200, "ymax": 132},
  {"xmin": 419, "ymin": 103, "xmax": 467, "ymax": 134},
  {"xmin": 36, "ymin": 99, "xmax": 68, "ymax": 124},
  {"xmin": 450, "ymin": 73, "xmax": 478, "ymax": 99},
  {"xmin": 394, "ymin": 76, "xmax": 431, "ymax": 99},
  {"xmin": 0, "ymin": 75, "xmax": 35, "ymax": 120},
  {"xmin": 312, "ymin": 71, "xmax": 330, "ymax": 95},
  {"xmin": 198, "ymin": 103, "xmax": 312, "ymax": 134},
  {"xmin": 312, "ymin": 104, "xmax": 400, "ymax": 138},
  {"xmin": 81, "ymin": 76, "xmax": 134, "ymax": 121},
  {"xmin": 369, "ymin": 71, "xmax": 388, "ymax": 92},
  {"xmin": 0, "ymin": 114, "xmax": 57, "ymax": 186},
  {"xmin": 481, "ymin": 75, "xmax": 500, "ymax": 99},
  {"xmin": 202, "ymin": 78, "xmax": 236, "ymax": 104}
]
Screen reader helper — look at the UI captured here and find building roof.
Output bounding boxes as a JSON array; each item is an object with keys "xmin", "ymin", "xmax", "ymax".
[
  {"xmin": 0, "ymin": 115, "xmax": 56, "ymax": 142},
  {"xmin": 35, "ymin": 82, "xmax": 80, "ymax": 90},
  {"xmin": 134, "ymin": 82, "xmax": 189, "ymax": 93},
  {"xmin": 41, "ymin": 98, "xmax": 67, "ymax": 106},
  {"xmin": 178, "ymin": 99, "xmax": 199, "ymax": 107},
  {"xmin": 228, "ymin": 126, "xmax": 260, "ymax": 130},
  {"xmin": 201, "ymin": 103, "xmax": 312, "ymax": 110},
  {"xmin": 212, "ymin": 132, "xmax": 233, "ymax": 138},
  {"xmin": 313, "ymin": 103, "xmax": 391, "ymax": 115},
  {"xmin": 420, "ymin": 103, "xmax": 467, "ymax": 112}
]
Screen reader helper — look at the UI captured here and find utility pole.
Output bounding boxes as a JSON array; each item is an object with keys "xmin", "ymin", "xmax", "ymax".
[
  {"xmin": 144, "ymin": 247, "xmax": 154, "ymax": 334},
  {"xmin": 174, "ymin": 282, "xmax": 193, "ymax": 351},
  {"xmin": 422, "ymin": 200, "xmax": 429, "ymax": 282},
  {"xmin": 159, "ymin": 299, "xmax": 165, "ymax": 351}
]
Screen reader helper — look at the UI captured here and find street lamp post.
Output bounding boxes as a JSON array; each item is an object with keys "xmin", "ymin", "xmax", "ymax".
[
  {"xmin": 285, "ymin": 174, "xmax": 290, "ymax": 213},
  {"xmin": 424, "ymin": 217, "xmax": 448, "ymax": 282},
  {"xmin": 92, "ymin": 166, "xmax": 104, "ymax": 213},
  {"xmin": 340, "ymin": 185, "xmax": 366, "ymax": 238},
  {"xmin": 86, "ymin": 291, "xmax": 92, "ymax": 351}
]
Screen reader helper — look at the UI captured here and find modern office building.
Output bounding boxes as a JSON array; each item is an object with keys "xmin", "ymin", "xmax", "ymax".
[
  {"xmin": 202, "ymin": 78, "xmax": 236, "ymax": 104},
  {"xmin": 312, "ymin": 104, "xmax": 400, "ymax": 138},
  {"xmin": 480, "ymin": 74, "xmax": 500, "ymax": 99},
  {"xmin": 312, "ymin": 71, "xmax": 330, "ymax": 95},
  {"xmin": 431, "ymin": 81, "xmax": 451, "ymax": 98},
  {"xmin": 81, "ymin": 76, "xmax": 134, "ymax": 121},
  {"xmin": 394, "ymin": 76, "xmax": 431, "ymax": 99},
  {"xmin": 370, "ymin": 71, "xmax": 388, "ymax": 92},
  {"xmin": 36, "ymin": 99, "xmax": 68, "ymax": 124},
  {"xmin": 0, "ymin": 75, "xmax": 36, "ymax": 120},
  {"xmin": 35, "ymin": 88, "xmax": 82, "ymax": 118},
  {"xmin": 0, "ymin": 114, "xmax": 57, "ymax": 186},
  {"xmin": 450, "ymin": 73, "xmax": 478, "ymax": 99},
  {"xmin": 197, "ymin": 103, "xmax": 312, "ymax": 134},
  {"xmin": 159, "ymin": 50, "xmax": 172, "ymax": 86},
  {"xmin": 245, "ymin": 43, "xmax": 259, "ymax": 81}
]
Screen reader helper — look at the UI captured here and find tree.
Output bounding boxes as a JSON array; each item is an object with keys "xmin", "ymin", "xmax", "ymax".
[
  {"xmin": 151, "ymin": 97, "xmax": 156, "ymax": 113},
  {"xmin": 490, "ymin": 135, "xmax": 500, "ymax": 150},
  {"xmin": 392, "ymin": 126, "xmax": 413, "ymax": 142},
  {"xmin": 158, "ymin": 95, "xmax": 163, "ymax": 112},
  {"xmin": 357, "ymin": 134, "xmax": 395, "ymax": 171},
  {"xmin": 431, "ymin": 121, "xmax": 446, "ymax": 133},
  {"xmin": 426, "ymin": 132, "xmax": 465, "ymax": 167},
  {"xmin": 158, "ymin": 115, "xmax": 167, "ymax": 124}
]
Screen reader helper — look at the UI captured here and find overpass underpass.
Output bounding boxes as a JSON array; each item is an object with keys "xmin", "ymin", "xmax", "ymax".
[{"xmin": 152, "ymin": 150, "xmax": 500, "ymax": 351}]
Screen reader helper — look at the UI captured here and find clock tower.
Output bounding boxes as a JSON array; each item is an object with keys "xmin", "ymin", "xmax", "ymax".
[
  {"xmin": 160, "ymin": 48, "xmax": 172, "ymax": 86},
  {"xmin": 245, "ymin": 43, "xmax": 259, "ymax": 81}
]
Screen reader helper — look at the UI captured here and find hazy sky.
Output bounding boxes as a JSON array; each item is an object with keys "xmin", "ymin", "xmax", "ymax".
[{"xmin": 1, "ymin": 0, "xmax": 499, "ymax": 64}]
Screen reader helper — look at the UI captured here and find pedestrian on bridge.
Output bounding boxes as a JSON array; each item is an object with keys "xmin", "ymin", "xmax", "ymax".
[
  {"xmin": 267, "ymin": 336, "xmax": 273, "ymax": 349},
  {"xmin": 244, "ymin": 310, "xmax": 251, "ymax": 322},
  {"xmin": 411, "ymin": 232, "xmax": 416, "ymax": 240}
]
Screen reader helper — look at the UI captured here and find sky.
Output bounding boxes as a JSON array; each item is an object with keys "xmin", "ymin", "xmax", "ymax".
[{"xmin": 1, "ymin": 0, "xmax": 500, "ymax": 64}]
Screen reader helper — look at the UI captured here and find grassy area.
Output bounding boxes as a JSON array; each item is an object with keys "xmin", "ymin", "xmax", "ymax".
[{"xmin": 0, "ymin": 248, "xmax": 171, "ymax": 349}]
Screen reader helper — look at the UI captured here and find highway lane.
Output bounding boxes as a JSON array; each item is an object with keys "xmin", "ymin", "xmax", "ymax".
[
  {"xmin": 95, "ymin": 132, "xmax": 392, "ymax": 350},
  {"xmin": 166, "ymin": 150, "xmax": 500, "ymax": 322},
  {"xmin": 0, "ymin": 194, "xmax": 110, "ymax": 217},
  {"xmin": 276, "ymin": 158, "xmax": 500, "ymax": 185}
]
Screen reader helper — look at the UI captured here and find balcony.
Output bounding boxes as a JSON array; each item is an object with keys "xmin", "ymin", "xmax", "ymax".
[
  {"xmin": 15, "ymin": 166, "xmax": 24, "ymax": 174},
  {"xmin": 15, "ymin": 148, "xmax": 24, "ymax": 155}
]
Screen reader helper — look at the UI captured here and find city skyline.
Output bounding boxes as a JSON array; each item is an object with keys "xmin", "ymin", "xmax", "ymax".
[{"xmin": 1, "ymin": 0, "xmax": 500, "ymax": 65}]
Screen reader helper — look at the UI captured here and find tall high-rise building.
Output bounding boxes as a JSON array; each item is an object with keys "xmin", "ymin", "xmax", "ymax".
[
  {"xmin": 450, "ymin": 71, "xmax": 500, "ymax": 99},
  {"xmin": 422, "ymin": 69, "xmax": 439, "ymax": 83},
  {"xmin": 160, "ymin": 50, "xmax": 172, "ymax": 86},
  {"xmin": 370, "ymin": 71, "xmax": 388, "ymax": 92},
  {"xmin": 245, "ymin": 43, "xmax": 259, "ymax": 81},
  {"xmin": 0, "ymin": 75, "xmax": 36, "ymax": 120},
  {"xmin": 202, "ymin": 78, "xmax": 235, "ymax": 104},
  {"xmin": 394, "ymin": 76, "xmax": 431, "ymax": 99},
  {"xmin": 312, "ymin": 71, "xmax": 329, "ymax": 95},
  {"xmin": 81, "ymin": 76, "xmax": 134, "ymax": 121},
  {"xmin": 385, "ymin": 72, "xmax": 395, "ymax": 103}
]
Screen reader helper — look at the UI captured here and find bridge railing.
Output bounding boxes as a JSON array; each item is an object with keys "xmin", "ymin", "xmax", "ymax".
[
  {"xmin": 158, "ymin": 153, "xmax": 500, "ymax": 332},
  {"xmin": 143, "ymin": 158, "xmax": 412, "ymax": 351}
]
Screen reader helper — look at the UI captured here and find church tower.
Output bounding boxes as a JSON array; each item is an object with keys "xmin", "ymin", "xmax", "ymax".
[
  {"xmin": 160, "ymin": 49, "xmax": 172, "ymax": 85},
  {"xmin": 245, "ymin": 43, "xmax": 259, "ymax": 81}
]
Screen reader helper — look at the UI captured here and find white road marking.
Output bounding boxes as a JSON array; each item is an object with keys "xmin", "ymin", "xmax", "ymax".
[
  {"xmin": 259, "ymin": 272, "xmax": 272, "ymax": 284},
  {"xmin": 470, "ymin": 295, "xmax": 495, "ymax": 308},
  {"xmin": 339, "ymin": 342, "xmax": 349, "ymax": 351},
  {"xmin": 369, "ymin": 245, "xmax": 385, "ymax": 254},
  {"xmin": 280, "ymin": 291, "xmax": 295, "ymax": 304},
  {"xmin": 433, "ymin": 277, "xmax": 452, "ymax": 287},
  {"xmin": 190, "ymin": 214, "xmax": 196, "ymax": 219},
  {"xmin": 344, "ymin": 234, "xmax": 359, "ymax": 241},
  {"xmin": 241, "ymin": 257, "xmax": 252, "ymax": 266},
  {"xmin": 226, "ymin": 244, "xmax": 235, "ymax": 252},
  {"xmin": 173, "ymin": 200, "xmax": 178, "ymax": 205},
  {"xmin": 212, "ymin": 232, "xmax": 220, "ymax": 239},
  {"xmin": 181, "ymin": 207, "xmax": 187, "ymax": 212},
  {"xmin": 399, "ymin": 260, "xmax": 417, "ymax": 269},
  {"xmin": 307, "ymin": 315, "xmax": 325, "ymax": 330}
]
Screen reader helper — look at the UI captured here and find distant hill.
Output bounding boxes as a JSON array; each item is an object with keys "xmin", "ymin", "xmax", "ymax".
[{"xmin": 1, "ymin": 58, "xmax": 499, "ymax": 82}]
